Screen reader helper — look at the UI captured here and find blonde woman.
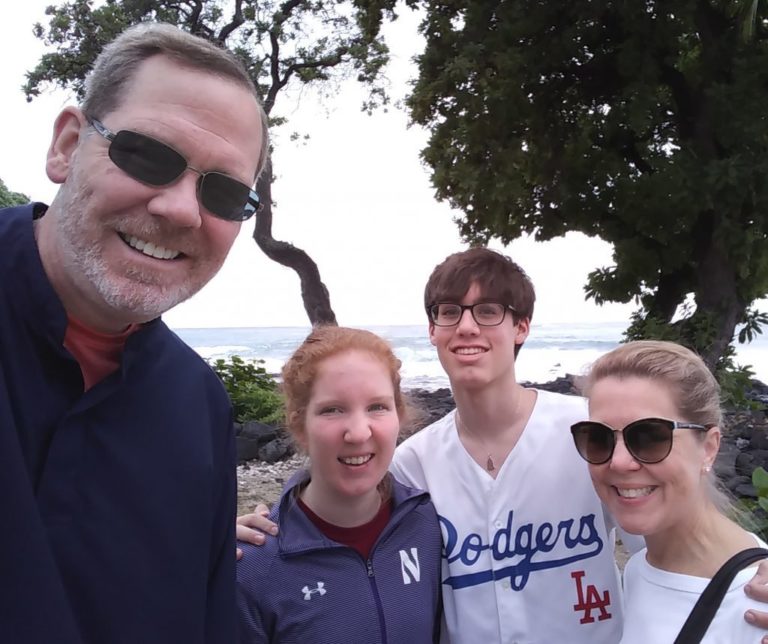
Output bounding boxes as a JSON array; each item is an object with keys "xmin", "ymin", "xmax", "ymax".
[{"xmin": 571, "ymin": 340, "xmax": 768, "ymax": 642}]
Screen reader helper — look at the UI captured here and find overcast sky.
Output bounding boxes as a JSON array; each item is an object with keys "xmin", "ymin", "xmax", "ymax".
[{"xmin": 0, "ymin": 1, "xmax": 641, "ymax": 329}]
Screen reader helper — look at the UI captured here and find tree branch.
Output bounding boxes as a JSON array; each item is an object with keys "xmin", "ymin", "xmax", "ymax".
[
  {"xmin": 252, "ymin": 161, "xmax": 337, "ymax": 326},
  {"xmin": 218, "ymin": 0, "xmax": 245, "ymax": 43}
]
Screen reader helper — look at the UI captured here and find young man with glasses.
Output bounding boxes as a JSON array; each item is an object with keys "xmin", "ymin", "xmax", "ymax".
[
  {"xmin": 386, "ymin": 247, "xmax": 626, "ymax": 642},
  {"xmin": 0, "ymin": 23, "xmax": 267, "ymax": 644}
]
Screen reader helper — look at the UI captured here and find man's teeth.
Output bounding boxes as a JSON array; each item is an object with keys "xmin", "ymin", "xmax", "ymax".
[
  {"xmin": 455, "ymin": 347, "xmax": 486, "ymax": 355},
  {"xmin": 340, "ymin": 455, "xmax": 373, "ymax": 466},
  {"xmin": 124, "ymin": 234, "xmax": 180, "ymax": 260},
  {"xmin": 616, "ymin": 486, "xmax": 655, "ymax": 498}
]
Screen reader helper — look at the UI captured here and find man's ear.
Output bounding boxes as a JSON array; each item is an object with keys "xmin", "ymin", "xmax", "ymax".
[
  {"xmin": 46, "ymin": 107, "xmax": 87, "ymax": 184},
  {"xmin": 514, "ymin": 317, "xmax": 531, "ymax": 346},
  {"xmin": 428, "ymin": 322, "xmax": 437, "ymax": 347}
]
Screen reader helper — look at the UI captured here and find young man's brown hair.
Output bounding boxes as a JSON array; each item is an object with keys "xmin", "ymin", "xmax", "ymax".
[{"xmin": 424, "ymin": 247, "xmax": 535, "ymax": 357}]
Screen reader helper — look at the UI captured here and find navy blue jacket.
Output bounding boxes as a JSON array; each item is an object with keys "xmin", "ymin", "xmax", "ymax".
[
  {"xmin": 0, "ymin": 204, "xmax": 236, "ymax": 643},
  {"xmin": 237, "ymin": 471, "xmax": 442, "ymax": 643}
]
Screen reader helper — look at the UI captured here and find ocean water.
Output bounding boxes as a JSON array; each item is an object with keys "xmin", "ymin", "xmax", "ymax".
[{"xmin": 173, "ymin": 322, "xmax": 768, "ymax": 391}]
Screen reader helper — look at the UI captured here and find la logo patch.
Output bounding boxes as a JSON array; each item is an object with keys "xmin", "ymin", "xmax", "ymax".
[{"xmin": 571, "ymin": 570, "xmax": 611, "ymax": 623}]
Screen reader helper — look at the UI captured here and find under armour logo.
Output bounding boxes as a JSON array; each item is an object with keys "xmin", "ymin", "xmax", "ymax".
[
  {"xmin": 302, "ymin": 582, "xmax": 327, "ymax": 600},
  {"xmin": 571, "ymin": 570, "xmax": 611, "ymax": 624}
]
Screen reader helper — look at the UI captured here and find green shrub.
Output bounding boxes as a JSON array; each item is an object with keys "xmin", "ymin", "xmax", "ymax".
[
  {"xmin": 751, "ymin": 466, "xmax": 768, "ymax": 541},
  {"xmin": 211, "ymin": 355, "xmax": 284, "ymax": 425}
]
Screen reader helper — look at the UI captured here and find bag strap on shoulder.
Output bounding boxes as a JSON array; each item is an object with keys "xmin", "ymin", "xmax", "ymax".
[{"xmin": 673, "ymin": 547, "xmax": 768, "ymax": 644}]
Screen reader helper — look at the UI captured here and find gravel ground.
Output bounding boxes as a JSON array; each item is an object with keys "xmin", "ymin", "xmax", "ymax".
[{"xmin": 236, "ymin": 455, "xmax": 303, "ymax": 516}]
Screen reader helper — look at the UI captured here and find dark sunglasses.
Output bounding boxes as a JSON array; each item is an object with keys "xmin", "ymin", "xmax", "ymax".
[
  {"xmin": 570, "ymin": 417, "xmax": 711, "ymax": 465},
  {"xmin": 88, "ymin": 118, "xmax": 260, "ymax": 222}
]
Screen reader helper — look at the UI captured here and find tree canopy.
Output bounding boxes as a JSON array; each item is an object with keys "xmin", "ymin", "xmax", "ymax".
[
  {"xmin": 362, "ymin": 0, "xmax": 768, "ymax": 371},
  {"xmin": 25, "ymin": 0, "xmax": 394, "ymax": 325},
  {"xmin": 0, "ymin": 179, "xmax": 29, "ymax": 209}
]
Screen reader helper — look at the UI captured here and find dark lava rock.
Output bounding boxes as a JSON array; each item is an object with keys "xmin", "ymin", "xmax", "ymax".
[
  {"xmin": 236, "ymin": 421, "xmax": 280, "ymax": 463},
  {"xmin": 258, "ymin": 435, "xmax": 295, "ymax": 464}
]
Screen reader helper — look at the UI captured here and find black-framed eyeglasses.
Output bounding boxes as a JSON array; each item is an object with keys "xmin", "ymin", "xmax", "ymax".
[
  {"xmin": 428, "ymin": 302, "xmax": 516, "ymax": 327},
  {"xmin": 88, "ymin": 117, "xmax": 260, "ymax": 222},
  {"xmin": 570, "ymin": 417, "xmax": 711, "ymax": 465}
]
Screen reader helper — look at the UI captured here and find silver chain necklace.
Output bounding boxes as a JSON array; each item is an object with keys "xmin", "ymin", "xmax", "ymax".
[
  {"xmin": 456, "ymin": 413, "xmax": 497, "ymax": 472},
  {"xmin": 456, "ymin": 391, "xmax": 522, "ymax": 473}
]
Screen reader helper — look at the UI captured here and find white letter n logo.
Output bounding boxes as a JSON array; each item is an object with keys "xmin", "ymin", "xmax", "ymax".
[{"xmin": 399, "ymin": 548, "xmax": 420, "ymax": 584}]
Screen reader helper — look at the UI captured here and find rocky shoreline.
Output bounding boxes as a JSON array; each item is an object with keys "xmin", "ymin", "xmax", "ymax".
[{"xmin": 235, "ymin": 376, "xmax": 768, "ymax": 516}]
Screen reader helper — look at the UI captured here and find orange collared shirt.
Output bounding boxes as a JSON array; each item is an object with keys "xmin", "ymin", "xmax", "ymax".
[{"xmin": 63, "ymin": 316, "xmax": 139, "ymax": 390}]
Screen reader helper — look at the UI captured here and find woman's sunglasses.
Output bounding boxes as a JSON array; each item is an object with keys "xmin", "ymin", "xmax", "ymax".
[
  {"xmin": 570, "ymin": 417, "xmax": 711, "ymax": 465},
  {"xmin": 88, "ymin": 118, "xmax": 260, "ymax": 222}
]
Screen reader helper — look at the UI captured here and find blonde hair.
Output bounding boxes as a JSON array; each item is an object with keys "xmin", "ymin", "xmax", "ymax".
[{"xmin": 582, "ymin": 340, "xmax": 722, "ymax": 427}]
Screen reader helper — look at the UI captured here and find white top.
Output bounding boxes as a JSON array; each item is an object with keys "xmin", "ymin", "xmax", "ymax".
[
  {"xmin": 620, "ymin": 536, "xmax": 768, "ymax": 643},
  {"xmin": 391, "ymin": 389, "xmax": 625, "ymax": 644}
]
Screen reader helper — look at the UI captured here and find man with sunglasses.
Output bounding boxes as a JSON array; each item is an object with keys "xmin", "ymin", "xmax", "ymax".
[{"xmin": 0, "ymin": 22, "xmax": 267, "ymax": 644}]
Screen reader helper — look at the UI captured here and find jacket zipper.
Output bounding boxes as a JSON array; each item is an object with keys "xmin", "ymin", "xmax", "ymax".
[{"xmin": 366, "ymin": 558, "xmax": 389, "ymax": 643}]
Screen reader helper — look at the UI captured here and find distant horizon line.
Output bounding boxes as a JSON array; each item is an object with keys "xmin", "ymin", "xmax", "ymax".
[{"xmin": 168, "ymin": 319, "xmax": 633, "ymax": 331}]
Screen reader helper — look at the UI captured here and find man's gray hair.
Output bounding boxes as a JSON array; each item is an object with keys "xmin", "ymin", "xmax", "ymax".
[{"xmin": 82, "ymin": 22, "xmax": 269, "ymax": 180}]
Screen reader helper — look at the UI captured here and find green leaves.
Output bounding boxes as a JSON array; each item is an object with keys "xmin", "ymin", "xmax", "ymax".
[
  {"xmin": 753, "ymin": 466, "xmax": 768, "ymax": 514},
  {"xmin": 738, "ymin": 308, "xmax": 768, "ymax": 344},
  {"xmin": 0, "ymin": 178, "xmax": 29, "ymax": 208},
  {"xmin": 211, "ymin": 355, "xmax": 284, "ymax": 425},
  {"xmin": 24, "ymin": 0, "xmax": 393, "ymax": 115}
]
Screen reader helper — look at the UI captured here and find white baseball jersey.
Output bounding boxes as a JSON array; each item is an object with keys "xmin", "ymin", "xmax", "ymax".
[
  {"xmin": 620, "ymin": 537, "xmax": 768, "ymax": 643},
  {"xmin": 391, "ymin": 389, "xmax": 624, "ymax": 644}
]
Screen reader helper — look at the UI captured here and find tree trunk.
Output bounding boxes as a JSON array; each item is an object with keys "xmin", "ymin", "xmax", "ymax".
[
  {"xmin": 644, "ymin": 270, "xmax": 691, "ymax": 323},
  {"xmin": 252, "ymin": 159, "xmax": 338, "ymax": 327},
  {"xmin": 691, "ymin": 243, "xmax": 745, "ymax": 370}
]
